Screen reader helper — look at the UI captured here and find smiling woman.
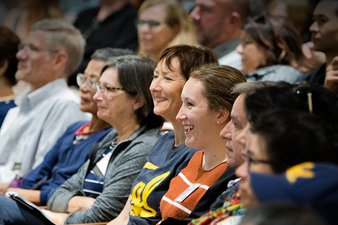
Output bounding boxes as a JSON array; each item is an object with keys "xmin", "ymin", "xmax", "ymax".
[{"xmin": 137, "ymin": 0, "xmax": 197, "ymax": 61}]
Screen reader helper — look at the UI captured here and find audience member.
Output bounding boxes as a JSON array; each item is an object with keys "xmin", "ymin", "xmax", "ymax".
[
  {"xmin": 238, "ymin": 15, "xmax": 308, "ymax": 83},
  {"xmin": 0, "ymin": 19, "xmax": 89, "ymax": 184},
  {"xmin": 108, "ymin": 45, "xmax": 218, "ymax": 225},
  {"xmin": 2, "ymin": 0, "xmax": 64, "ymax": 40},
  {"xmin": 309, "ymin": 0, "xmax": 338, "ymax": 98},
  {"xmin": 0, "ymin": 26, "xmax": 20, "ymax": 129},
  {"xmin": 69, "ymin": 0, "xmax": 138, "ymax": 86},
  {"xmin": 190, "ymin": 0, "xmax": 249, "ymax": 69},
  {"xmin": 3, "ymin": 48, "xmax": 133, "ymax": 205},
  {"xmin": 238, "ymin": 109, "xmax": 338, "ymax": 224},
  {"xmin": 0, "ymin": 55, "xmax": 163, "ymax": 224},
  {"xmin": 240, "ymin": 203, "xmax": 328, "ymax": 225},
  {"xmin": 137, "ymin": 0, "xmax": 197, "ymax": 61},
  {"xmin": 156, "ymin": 65, "xmax": 245, "ymax": 224}
]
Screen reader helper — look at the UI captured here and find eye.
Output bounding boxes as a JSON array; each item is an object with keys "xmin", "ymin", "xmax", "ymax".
[
  {"xmin": 314, "ymin": 15, "xmax": 328, "ymax": 26},
  {"xmin": 153, "ymin": 74, "xmax": 159, "ymax": 79},
  {"xmin": 164, "ymin": 75, "xmax": 174, "ymax": 81}
]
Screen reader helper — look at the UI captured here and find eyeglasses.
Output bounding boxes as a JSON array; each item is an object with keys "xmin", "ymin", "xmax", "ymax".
[
  {"xmin": 136, "ymin": 19, "xmax": 164, "ymax": 29},
  {"xmin": 245, "ymin": 151, "xmax": 272, "ymax": 169},
  {"xmin": 95, "ymin": 83, "xmax": 124, "ymax": 95},
  {"xmin": 76, "ymin": 73, "xmax": 97, "ymax": 90}
]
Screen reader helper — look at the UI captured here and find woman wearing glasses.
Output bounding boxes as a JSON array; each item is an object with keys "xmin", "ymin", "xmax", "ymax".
[
  {"xmin": 137, "ymin": 0, "xmax": 197, "ymax": 61},
  {"xmin": 3, "ymin": 48, "xmax": 130, "ymax": 204},
  {"xmin": 0, "ymin": 55, "xmax": 163, "ymax": 225}
]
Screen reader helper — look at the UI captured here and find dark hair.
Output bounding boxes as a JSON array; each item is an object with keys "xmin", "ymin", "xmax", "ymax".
[
  {"xmin": 0, "ymin": 26, "xmax": 20, "ymax": 86},
  {"xmin": 243, "ymin": 15, "xmax": 305, "ymax": 69},
  {"xmin": 241, "ymin": 203, "xmax": 327, "ymax": 225},
  {"xmin": 156, "ymin": 45, "xmax": 218, "ymax": 80},
  {"xmin": 102, "ymin": 55, "xmax": 163, "ymax": 129},
  {"xmin": 245, "ymin": 82, "xmax": 338, "ymax": 150},
  {"xmin": 190, "ymin": 65, "xmax": 246, "ymax": 111},
  {"xmin": 251, "ymin": 109, "xmax": 338, "ymax": 173}
]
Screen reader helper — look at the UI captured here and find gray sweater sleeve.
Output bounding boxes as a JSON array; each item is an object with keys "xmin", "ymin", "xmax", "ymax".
[{"xmin": 47, "ymin": 128, "xmax": 160, "ymax": 224}]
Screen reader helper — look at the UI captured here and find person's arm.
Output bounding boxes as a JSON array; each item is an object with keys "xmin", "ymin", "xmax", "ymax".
[
  {"xmin": 107, "ymin": 196, "xmax": 132, "ymax": 225},
  {"xmin": 6, "ymin": 188, "xmax": 41, "ymax": 204},
  {"xmin": 47, "ymin": 161, "xmax": 89, "ymax": 212},
  {"xmin": 67, "ymin": 195, "xmax": 96, "ymax": 213},
  {"xmin": 64, "ymin": 141, "xmax": 154, "ymax": 224}
]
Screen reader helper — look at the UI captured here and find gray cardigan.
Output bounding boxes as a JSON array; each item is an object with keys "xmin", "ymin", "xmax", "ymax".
[{"xmin": 47, "ymin": 126, "xmax": 161, "ymax": 224}]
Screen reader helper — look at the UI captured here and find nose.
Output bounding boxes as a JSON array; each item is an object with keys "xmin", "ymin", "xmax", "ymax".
[
  {"xmin": 190, "ymin": 5, "xmax": 200, "ymax": 21},
  {"xmin": 220, "ymin": 121, "xmax": 232, "ymax": 140},
  {"xmin": 236, "ymin": 43, "xmax": 243, "ymax": 54},
  {"xmin": 16, "ymin": 47, "xmax": 27, "ymax": 60},
  {"xmin": 309, "ymin": 21, "xmax": 318, "ymax": 33},
  {"xmin": 93, "ymin": 90, "xmax": 102, "ymax": 103},
  {"xmin": 149, "ymin": 77, "xmax": 160, "ymax": 92},
  {"xmin": 176, "ymin": 105, "xmax": 186, "ymax": 121}
]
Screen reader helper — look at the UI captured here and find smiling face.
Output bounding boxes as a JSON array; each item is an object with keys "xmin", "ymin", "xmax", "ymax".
[
  {"xmin": 138, "ymin": 4, "xmax": 179, "ymax": 58},
  {"xmin": 15, "ymin": 30, "xmax": 58, "ymax": 90},
  {"xmin": 150, "ymin": 58, "xmax": 186, "ymax": 122},
  {"xmin": 79, "ymin": 59, "xmax": 105, "ymax": 114},
  {"xmin": 176, "ymin": 78, "xmax": 220, "ymax": 149},
  {"xmin": 220, "ymin": 94, "xmax": 248, "ymax": 169}
]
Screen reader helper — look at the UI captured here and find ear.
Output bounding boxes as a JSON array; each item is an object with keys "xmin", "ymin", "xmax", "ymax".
[
  {"xmin": 0, "ymin": 60, "xmax": 9, "ymax": 77},
  {"xmin": 230, "ymin": 11, "xmax": 241, "ymax": 24},
  {"xmin": 133, "ymin": 94, "xmax": 145, "ymax": 111},
  {"xmin": 52, "ymin": 50, "xmax": 68, "ymax": 73},
  {"xmin": 217, "ymin": 109, "xmax": 230, "ymax": 125}
]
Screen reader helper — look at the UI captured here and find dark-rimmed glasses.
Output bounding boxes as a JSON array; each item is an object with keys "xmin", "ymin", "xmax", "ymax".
[{"xmin": 95, "ymin": 83, "xmax": 124, "ymax": 96}]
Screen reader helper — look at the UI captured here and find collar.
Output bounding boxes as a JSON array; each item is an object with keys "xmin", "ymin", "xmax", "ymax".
[
  {"xmin": 15, "ymin": 79, "xmax": 68, "ymax": 109},
  {"xmin": 212, "ymin": 39, "xmax": 240, "ymax": 59}
]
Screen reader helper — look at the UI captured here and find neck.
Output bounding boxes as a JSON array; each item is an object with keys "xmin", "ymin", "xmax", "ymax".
[
  {"xmin": 0, "ymin": 78, "xmax": 14, "ymax": 99},
  {"xmin": 172, "ymin": 120, "xmax": 186, "ymax": 147},
  {"xmin": 97, "ymin": 1, "xmax": 127, "ymax": 22},
  {"xmin": 89, "ymin": 115, "xmax": 111, "ymax": 132},
  {"xmin": 114, "ymin": 118, "xmax": 140, "ymax": 143},
  {"xmin": 202, "ymin": 128, "xmax": 228, "ymax": 170}
]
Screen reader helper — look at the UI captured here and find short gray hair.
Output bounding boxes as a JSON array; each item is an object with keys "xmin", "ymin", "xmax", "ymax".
[{"xmin": 32, "ymin": 19, "xmax": 85, "ymax": 75}]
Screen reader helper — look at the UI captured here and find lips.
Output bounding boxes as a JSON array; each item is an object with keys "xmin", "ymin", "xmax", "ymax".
[{"xmin": 183, "ymin": 125, "xmax": 194, "ymax": 134}]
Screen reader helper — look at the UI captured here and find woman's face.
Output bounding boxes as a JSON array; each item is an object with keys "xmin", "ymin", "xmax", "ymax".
[
  {"xmin": 150, "ymin": 58, "xmax": 186, "ymax": 122},
  {"xmin": 79, "ymin": 59, "xmax": 105, "ymax": 115},
  {"xmin": 235, "ymin": 125, "xmax": 273, "ymax": 207},
  {"xmin": 237, "ymin": 32, "xmax": 267, "ymax": 75},
  {"xmin": 138, "ymin": 4, "xmax": 179, "ymax": 57},
  {"xmin": 93, "ymin": 68, "xmax": 137, "ymax": 126},
  {"xmin": 176, "ymin": 78, "xmax": 220, "ymax": 149}
]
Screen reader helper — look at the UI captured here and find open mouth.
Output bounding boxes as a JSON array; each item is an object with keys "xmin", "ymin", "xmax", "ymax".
[{"xmin": 184, "ymin": 125, "xmax": 194, "ymax": 134}]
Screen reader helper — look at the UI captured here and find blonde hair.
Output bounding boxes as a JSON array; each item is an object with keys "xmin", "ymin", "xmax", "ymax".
[{"xmin": 138, "ymin": 0, "xmax": 197, "ymax": 60}]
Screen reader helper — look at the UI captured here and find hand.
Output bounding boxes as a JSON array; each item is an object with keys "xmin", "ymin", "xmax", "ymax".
[
  {"xmin": 41, "ymin": 209, "xmax": 68, "ymax": 225},
  {"xmin": 67, "ymin": 196, "xmax": 96, "ymax": 213},
  {"xmin": 302, "ymin": 42, "xmax": 326, "ymax": 70},
  {"xmin": 325, "ymin": 56, "xmax": 338, "ymax": 95},
  {"xmin": 0, "ymin": 183, "xmax": 9, "ymax": 195}
]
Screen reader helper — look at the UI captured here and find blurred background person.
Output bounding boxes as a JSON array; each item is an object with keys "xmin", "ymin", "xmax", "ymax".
[
  {"xmin": 2, "ymin": 0, "xmax": 64, "ymax": 40},
  {"xmin": 0, "ymin": 26, "xmax": 20, "ymax": 129},
  {"xmin": 69, "ymin": 0, "xmax": 138, "ymax": 87},
  {"xmin": 190, "ymin": 0, "xmax": 249, "ymax": 69},
  {"xmin": 137, "ymin": 0, "xmax": 197, "ymax": 62},
  {"xmin": 237, "ymin": 15, "xmax": 310, "ymax": 83}
]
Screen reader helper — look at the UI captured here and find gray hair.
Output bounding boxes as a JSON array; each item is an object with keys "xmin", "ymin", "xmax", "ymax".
[
  {"xmin": 91, "ymin": 48, "xmax": 134, "ymax": 62},
  {"xmin": 232, "ymin": 81, "xmax": 279, "ymax": 95},
  {"xmin": 32, "ymin": 19, "xmax": 85, "ymax": 75}
]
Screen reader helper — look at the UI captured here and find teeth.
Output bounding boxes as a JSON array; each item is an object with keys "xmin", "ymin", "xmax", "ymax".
[{"xmin": 185, "ymin": 126, "xmax": 193, "ymax": 133}]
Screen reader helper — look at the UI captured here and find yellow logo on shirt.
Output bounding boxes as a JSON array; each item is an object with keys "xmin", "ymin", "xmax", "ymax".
[{"xmin": 286, "ymin": 162, "xmax": 315, "ymax": 183}]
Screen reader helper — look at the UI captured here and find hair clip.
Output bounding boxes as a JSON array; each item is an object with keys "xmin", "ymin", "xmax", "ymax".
[{"xmin": 307, "ymin": 92, "xmax": 313, "ymax": 113}]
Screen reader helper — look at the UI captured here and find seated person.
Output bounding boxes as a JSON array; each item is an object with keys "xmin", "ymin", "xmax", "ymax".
[
  {"xmin": 0, "ymin": 19, "xmax": 90, "ymax": 184},
  {"xmin": 108, "ymin": 45, "xmax": 218, "ymax": 225},
  {"xmin": 4, "ymin": 48, "xmax": 133, "ymax": 205},
  {"xmin": 0, "ymin": 55, "xmax": 163, "ymax": 224},
  {"xmin": 156, "ymin": 64, "xmax": 246, "ymax": 224}
]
